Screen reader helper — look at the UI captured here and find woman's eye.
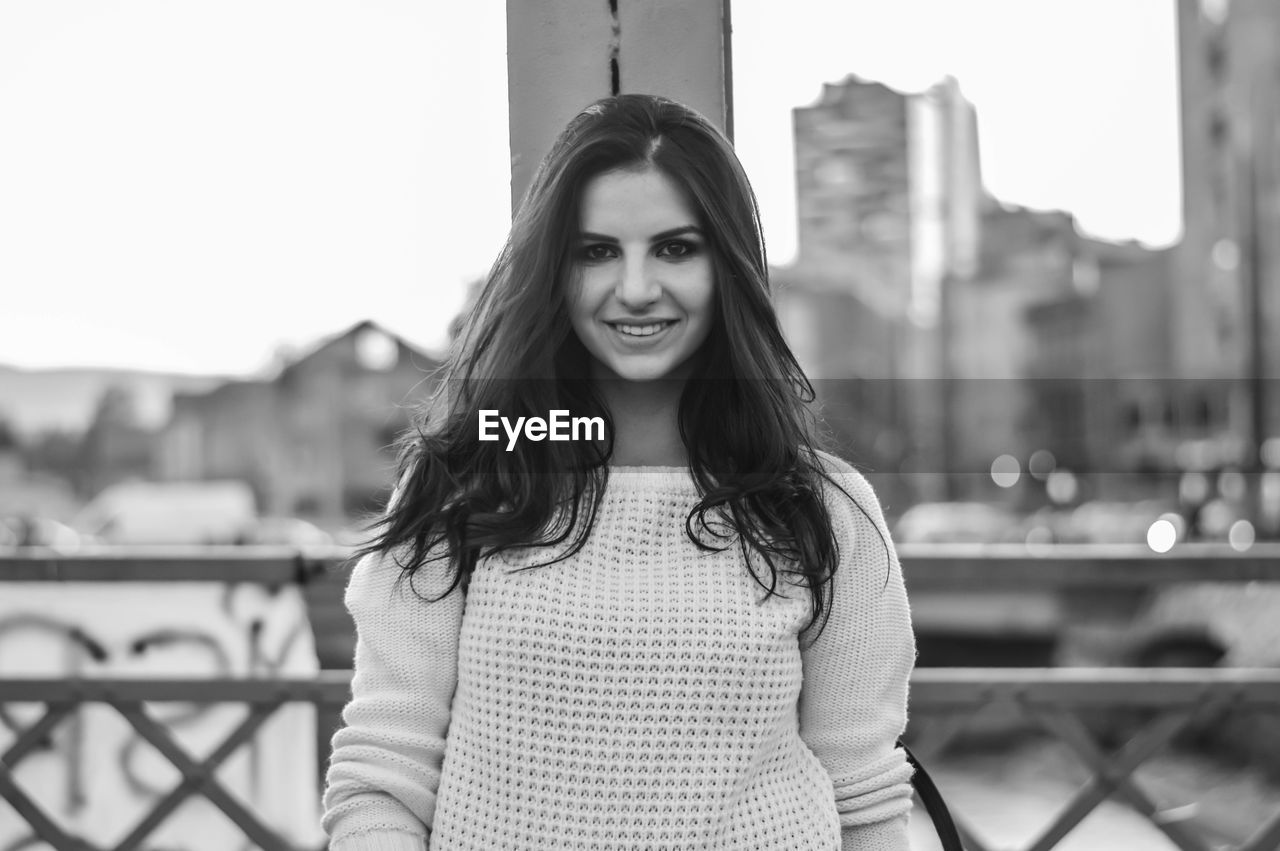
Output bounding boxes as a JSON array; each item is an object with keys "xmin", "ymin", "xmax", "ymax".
[
  {"xmin": 657, "ymin": 240, "xmax": 697, "ymax": 258},
  {"xmin": 581, "ymin": 244, "xmax": 616, "ymax": 262}
]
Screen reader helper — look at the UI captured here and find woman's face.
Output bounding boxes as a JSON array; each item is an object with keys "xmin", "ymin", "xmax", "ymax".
[{"xmin": 568, "ymin": 167, "xmax": 715, "ymax": 385}]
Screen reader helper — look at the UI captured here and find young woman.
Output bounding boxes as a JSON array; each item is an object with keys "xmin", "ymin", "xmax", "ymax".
[{"xmin": 322, "ymin": 94, "xmax": 916, "ymax": 851}]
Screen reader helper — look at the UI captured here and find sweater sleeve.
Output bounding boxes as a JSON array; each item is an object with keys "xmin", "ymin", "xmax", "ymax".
[
  {"xmin": 799, "ymin": 454, "xmax": 916, "ymax": 850},
  {"xmin": 321, "ymin": 545, "xmax": 464, "ymax": 851}
]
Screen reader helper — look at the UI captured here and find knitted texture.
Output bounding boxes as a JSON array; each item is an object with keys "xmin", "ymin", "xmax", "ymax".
[{"xmin": 323, "ymin": 454, "xmax": 916, "ymax": 851}]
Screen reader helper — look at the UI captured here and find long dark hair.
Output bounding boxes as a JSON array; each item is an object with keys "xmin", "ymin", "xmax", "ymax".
[{"xmin": 359, "ymin": 94, "xmax": 881, "ymax": 643}]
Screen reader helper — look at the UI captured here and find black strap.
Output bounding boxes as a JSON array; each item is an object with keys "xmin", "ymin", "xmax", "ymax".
[{"xmin": 899, "ymin": 740, "xmax": 964, "ymax": 850}]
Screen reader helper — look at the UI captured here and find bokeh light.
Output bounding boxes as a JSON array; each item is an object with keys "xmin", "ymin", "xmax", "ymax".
[
  {"xmin": 990, "ymin": 454, "xmax": 1021, "ymax": 488},
  {"xmin": 1199, "ymin": 499, "xmax": 1236, "ymax": 538},
  {"xmin": 1024, "ymin": 524, "xmax": 1055, "ymax": 555},
  {"xmin": 1211, "ymin": 237, "xmax": 1239, "ymax": 271},
  {"xmin": 1228, "ymin": 519, "xmax": 1255, "ymax": 552},
  {"xmin": 1218, "ymin": 469, "xmax": 1246, "ymax": 502},
  {"xmin": 1028, "ymin": 449, "xmax": 1057, "ymax": 480},
  {"xmin": 1179, "ymin": 471, "xmax": 1211, "ymax": 505},
  {"xmin": 1045, "ymin": 469, "xmax": 1078, "ymax": 504},
  {"xmin": 354, "ymin": 326, "xmax": 400, "ymax": 371},
  {"xmin": 1261, "ymin": 437, "xmax": 1280, "ymax": 469},
  {"xmin": 1146, "ymin": 518, "xmax": 1177, "ymax": 553},
  {"xmin": 1157, "ymin": 511, "xmax": 1186, "ymax": 542}
]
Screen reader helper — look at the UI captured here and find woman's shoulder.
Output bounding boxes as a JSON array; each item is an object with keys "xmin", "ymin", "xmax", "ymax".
[
  {"xmin": 344, "ymin": 540, "xmax": 458, "ymax": 610},
  {"xmin": 808, "ymin": 449, "xmax": 876, "ymax": 500},
  {"xmin": 806, "ymin": 449, "xmax": 891, "ymax": 534}
]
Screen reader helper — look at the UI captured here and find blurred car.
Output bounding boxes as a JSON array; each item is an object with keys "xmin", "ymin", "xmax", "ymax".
[
  {"xmin": 75, "ymin": 480, "xmax": 256, "ymax": 545},
  {"xmin": 1064, "ymin": 499, "xmax": 1181, "ymax": 544},
  {"xmin": 893, "ymin": 501, "xmax": 1022, "ymax": 544},
  {"xmin": 236, "ymin": 516, "xmax": 334, "ymax": 546},
  {"xmin": 0, "ymin": 515, "xmax": 87, "ymax": 551}
]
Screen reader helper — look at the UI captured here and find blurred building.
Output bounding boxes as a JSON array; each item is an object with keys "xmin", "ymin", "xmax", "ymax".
[
  {"xmin": 1024, "ymin": 240, "xmax": 1178, "ymax": 496},
  {"xmin": 791, "ymin": 77, "xmax": 912, "ymax": 319},
  {"xmin": 78, "ymin": 385, "xmax": 157, "ymax": 495},
  {"xmin": 781, "ymin": 75, "xmax": 983, "ymax": 503},
  {"xmin": 935, "ymin": 204, "xmax": 1078, "ymax": 495},
  {"xmin": 1175, "ymin": 0, "xmax": 1280, "ymax": 458},
  {"xmin": 0, "ymin": 422, "xmax": 80, "ymax": 528},
  {"xmin": 782, "ymin": 74, "xmax": 1125, "ymax": 501},
  {"xmin": 772, "ymin": 270, "xmax": 903, "ymax": 483},
  {"xmin": 771, "ymin": 7, "xmax": 1280, "ymax": 521},
  {"xmin": 0, "ymin": 421, "xmax": 19, "ymax": 482},
  {"xmin": 156, "ymin": 321, "xmax": 440, "ymax": 521},
  {"xmin": 790, "ymin": 74, "xmax": 981, "ymax": 337}
]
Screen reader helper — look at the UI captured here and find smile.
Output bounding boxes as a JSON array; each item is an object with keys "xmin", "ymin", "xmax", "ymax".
[{"xmin": 607, "ymin": 321, "xmax": 676, "ymax": 338}]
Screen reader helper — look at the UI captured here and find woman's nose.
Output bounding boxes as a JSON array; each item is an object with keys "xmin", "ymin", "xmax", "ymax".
[{"xmin": 615, "ymin": 257, "xmax": 661, "ymax": 309}]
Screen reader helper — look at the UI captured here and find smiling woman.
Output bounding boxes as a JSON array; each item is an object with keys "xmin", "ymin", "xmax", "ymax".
[
  {"xmin": 570, "ymin": 168, "xmax": 715, "ymax": 387},
  {"xmin": 322, "ymin": 94, "xmax": 917, "ymax": 851}
]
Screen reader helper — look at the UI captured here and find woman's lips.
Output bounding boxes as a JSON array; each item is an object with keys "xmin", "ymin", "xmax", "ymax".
[{"xmin": 606, "ymin": 320, "xmax": 677, "ymax": 339}]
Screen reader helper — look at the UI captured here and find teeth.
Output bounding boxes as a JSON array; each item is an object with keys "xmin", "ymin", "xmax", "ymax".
[{"xmin": 614, "ymin": 322, "xmax": 670, "ymax": 337}]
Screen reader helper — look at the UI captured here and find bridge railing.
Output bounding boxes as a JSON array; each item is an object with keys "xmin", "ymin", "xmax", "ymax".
[{"xmin": 2, "ymin": 546, "xmax": 1279, "ymax": 851}]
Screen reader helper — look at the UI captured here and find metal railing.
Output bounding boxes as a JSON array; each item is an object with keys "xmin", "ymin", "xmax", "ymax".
[
  {"xmin": 910, "ymin": 668, "xmax": 1280, "ymax": 851},
  {"xmin": 3, "ymin": 669, "xmax": 1278, "ymax": 851},
  {"xmin": 7, "ymin": 541, "xmax": 1280, "ymax": 584},
  {"xmin": 0, "ymin": 676, "xmax": 349, "ymax": 851},
  {"xmin": 2, "ymin": 546, "xmax": 1279, "ymax": 851}
]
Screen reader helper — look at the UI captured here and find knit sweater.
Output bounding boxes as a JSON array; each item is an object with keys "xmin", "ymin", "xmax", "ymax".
[{"xmin": 322, "ymin": 454, "xmax": 916, "ymax": 850}]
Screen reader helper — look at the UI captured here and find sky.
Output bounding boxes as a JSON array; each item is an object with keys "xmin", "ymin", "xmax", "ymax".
[{"xmin": 0, "ymin": 0, "xmax": 1182, "ymax": 376}]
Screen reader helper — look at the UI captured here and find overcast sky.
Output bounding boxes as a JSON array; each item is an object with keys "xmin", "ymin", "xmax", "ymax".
[{"xmin": 0, "ymin": 0, "xmax": 1181, "ymax": 376}]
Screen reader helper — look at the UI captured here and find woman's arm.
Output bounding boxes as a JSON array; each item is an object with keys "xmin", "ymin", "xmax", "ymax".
[
  {"xmin": 321, "ymin": 546, "xmax": 464, "ymax": 851},
  {"xmin": 799, "ymin": 456, "xmax": 917, "ymax": 851}
]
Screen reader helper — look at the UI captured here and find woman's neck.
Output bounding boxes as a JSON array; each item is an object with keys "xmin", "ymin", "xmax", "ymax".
[{"xmin": 594, "ymin": 378, "xmax": 687, "ymax": 467}]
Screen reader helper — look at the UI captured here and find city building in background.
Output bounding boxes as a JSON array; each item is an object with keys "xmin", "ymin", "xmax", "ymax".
[
  {"xmin": 778, "ymin": 74, "xmax": 983, "ymax": 506},
  {"xmin": 774, "ymin": 66, "xmax": 1233, "ymax": 518},
  {"xmin": 3, "ymin": 4, "xmax": 1278, "ymax": 541},
  {"xmin": 1023, "ymin": 240, "xmax": 1178, "ymax": 495},
  {"xmin": 779, "ymin": 74, "xmax": 1112, "ymax": 504},
  {"xmin": 156, "ymin": 320, "xmax": 440, "ymax": 525},
  {"xmin": 1174, "ymin": 0, "xmax": 1280, "ymax": 479}
]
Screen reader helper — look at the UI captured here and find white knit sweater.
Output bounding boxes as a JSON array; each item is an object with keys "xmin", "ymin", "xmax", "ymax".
[{"xmin": 322, "ymin": 455, "xmax": 916, "ymax": 850}]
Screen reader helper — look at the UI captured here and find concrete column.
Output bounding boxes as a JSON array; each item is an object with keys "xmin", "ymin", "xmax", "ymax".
[{"xmin": 506, "ymin": 0, "xmax": 733, "ymax": 211}]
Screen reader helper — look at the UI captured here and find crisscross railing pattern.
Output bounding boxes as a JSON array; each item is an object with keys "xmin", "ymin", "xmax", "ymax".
[
  {"xmin": 4, "ymin": 547, "xmax": 1280, "ymax": 849},
  {"xmin": 908, "ymin": 668, "xmax": 1280, "ymax": 851},
  {"xmin": 0, "ymin": 676, "xmax": 351, "ymax": 851},
  {"xmin": 4, "ymin": 671, "xmax": 1279, "ymax": 851}
]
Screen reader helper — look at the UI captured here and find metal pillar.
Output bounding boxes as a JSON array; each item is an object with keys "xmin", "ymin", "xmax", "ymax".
[{"xmin": 505, "ymin": 0, "xmax": 733, "ymax": 210}]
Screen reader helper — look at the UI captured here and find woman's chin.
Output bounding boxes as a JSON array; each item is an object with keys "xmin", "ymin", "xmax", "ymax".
[
  {"xmin": 598, "ymin": 359, "xmax": 694, "ymax": 385},
  {"xmin": 604, "ymin": 369, "xmax": 672, "ymax": 384},
  {"xmin": 585, "ymin": 348, "xmax": 703, "ymax": 386}
]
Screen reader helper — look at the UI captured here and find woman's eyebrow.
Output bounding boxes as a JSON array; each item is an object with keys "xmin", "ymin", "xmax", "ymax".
[{"xmin": 577, "ymin": 225, "xmax": 703, "ymax": 243}]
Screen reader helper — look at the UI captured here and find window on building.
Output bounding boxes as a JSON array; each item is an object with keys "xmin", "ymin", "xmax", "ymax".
[
  {"xmin": 1206, "ymin": 37, "xmax": 1227, "ymax": 79},
  {"xmin": 1190, "ymin": 394, "xmax": 1214, "ymax": 430},
  {"xmin": 1122, "ymin": 400, "xmax": 1143, "ymax": 432},
  {"xmin": 1209, "ymin": 111, "xmax": 1230, "ymax": 147},
  {"xmin": 815, "ymin": 155, "xmax": 859, "ymax": 187}
]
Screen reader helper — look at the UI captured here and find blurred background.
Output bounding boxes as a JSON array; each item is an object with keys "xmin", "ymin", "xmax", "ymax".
[
  {"xmin": 1, "ymin": 0, "xmax": 1277, "ymax": 553},
  {"xmin": 2, "ymin": 2, "xmax": 1279, "ymax": 849}
]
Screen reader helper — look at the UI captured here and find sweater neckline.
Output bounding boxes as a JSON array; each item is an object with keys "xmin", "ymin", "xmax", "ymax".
[{"xmin": 605, "ymin": 464, "xmax": 700, "ymax": 495}]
